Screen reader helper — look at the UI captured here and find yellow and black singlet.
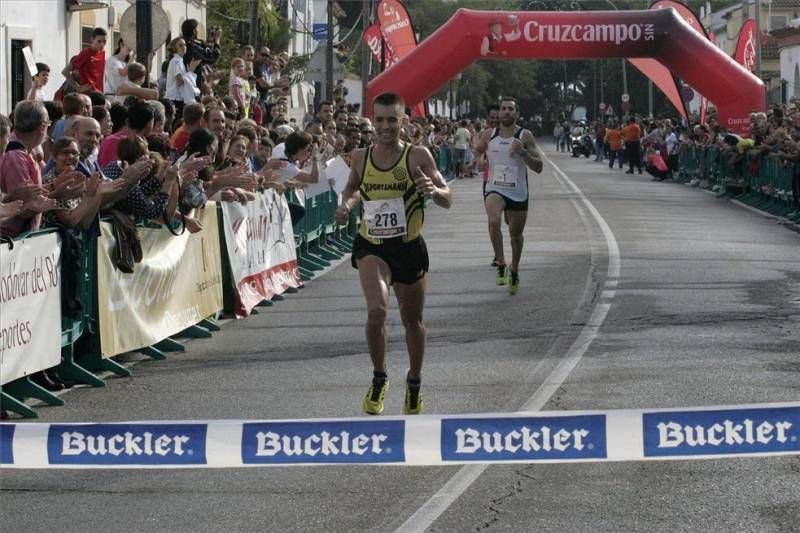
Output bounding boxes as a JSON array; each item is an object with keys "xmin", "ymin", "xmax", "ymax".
[{"xmin": 358, "ymin": 142, "xmax": 424, "ymax": 244}]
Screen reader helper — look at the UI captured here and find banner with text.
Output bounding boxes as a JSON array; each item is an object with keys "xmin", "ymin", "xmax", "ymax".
[
  {"xmin": 2, "ymin": 402, "xmax": 797, "ymax": 468},
  {"xmin": 221, "ymin": 190, "xmax": 302, "ymax": 318},
  {"xmin": 97, "ymin": 206, "xmax": 223, "ymax": 356},
  {"xmin": 0, "ymin": 233, "xmax": 62, "ymax": 384}
]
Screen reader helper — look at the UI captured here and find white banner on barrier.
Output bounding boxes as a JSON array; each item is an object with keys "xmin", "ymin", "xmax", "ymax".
[
  {"xmin": 0, "ymin": 233, "xmax": 62, "ymax": 385},
  {"xmin": 1, "ymin": 402, "xmax": 797, "ymax": 469},
  {"xmin": 96, "ymin": 206, "xmax": 224, "ymax": 357},
  {"xmin": 221, "ymin": 190, "xmax": 302, "ymax": 317}
]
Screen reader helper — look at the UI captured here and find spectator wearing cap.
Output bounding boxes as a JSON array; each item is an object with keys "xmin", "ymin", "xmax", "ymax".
[
  {"xmin": 27, "ymin": 63, "xmax": 50, "ymax": 102},
  {"xmin": 62, "ymin": 27, "xmax": 107, "ymax": 94}
]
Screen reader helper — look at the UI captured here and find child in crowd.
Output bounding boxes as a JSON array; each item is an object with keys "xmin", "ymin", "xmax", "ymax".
[
  {"xmin": 228, "ymin": 58, "xmax": 247, "ymax": 119},
  {"xmin": 165, "ymin": 37, "xmax": 202, "ymax": 118}
]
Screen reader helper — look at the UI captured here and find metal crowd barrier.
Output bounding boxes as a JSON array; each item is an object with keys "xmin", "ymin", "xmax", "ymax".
[
  {"xmin": 677, "ymin": 144, "xmax": 799, "ymax": 222},
  {"xmin": 2, "ymin": 192, "xmax": 358, "ymax": 419}
]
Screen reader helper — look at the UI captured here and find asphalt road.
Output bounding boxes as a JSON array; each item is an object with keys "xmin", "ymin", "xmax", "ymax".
[{"xmin": 2, "ymin": 147, "xmax": 799, "ymax": 532}]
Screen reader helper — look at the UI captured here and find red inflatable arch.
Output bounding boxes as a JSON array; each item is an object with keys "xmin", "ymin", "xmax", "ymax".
[{"xmin": 367, "ymin": 9, "xmax": 765, "ymax": 134}]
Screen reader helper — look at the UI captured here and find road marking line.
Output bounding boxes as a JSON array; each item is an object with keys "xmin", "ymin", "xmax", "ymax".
[{"xmin": 393, "ymin": 151, "xmax": 621, "ymax": 533}]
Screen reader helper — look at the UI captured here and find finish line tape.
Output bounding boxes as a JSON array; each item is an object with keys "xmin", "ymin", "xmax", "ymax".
[{"xmin": 1, "ymin": 402, "xmax": 798, "ymax": 469}]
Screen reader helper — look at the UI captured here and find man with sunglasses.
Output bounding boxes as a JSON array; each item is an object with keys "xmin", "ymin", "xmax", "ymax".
[{"xmin": 253, "ymin": 46, "xmax": 272, "ymax": 108}]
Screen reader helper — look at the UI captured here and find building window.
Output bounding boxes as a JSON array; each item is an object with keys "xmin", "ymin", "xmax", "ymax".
[
  {"xmin": 113, "ymin": 30, "xmax": 121, "ymax": 50},
  {"xmin": 11, "ymin": 40, "xmax": 32, "ymax": 111},
  {"xmin": 81, "ymin": 26, "xmax": 94, "ymax": 49},
  {"xmin": 769, "ymin": 15, "xmax": 788, "ymax": 31}
]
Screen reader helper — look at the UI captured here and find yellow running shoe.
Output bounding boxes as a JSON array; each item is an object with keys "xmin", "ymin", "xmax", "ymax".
[
  {"xmin": 362, "ymin": 377, "xmax": 388, "ymax": 415},
  {"xmin": 508, "ymin": 271, "xmax": 520, "ymax": 295},
  {"xmin": 496, "ymin": 264, "xmax": 507, "ymax": 285},
  {"xmin": 403, "ymin": 381, "xmax": 424, "ymax": 415}
]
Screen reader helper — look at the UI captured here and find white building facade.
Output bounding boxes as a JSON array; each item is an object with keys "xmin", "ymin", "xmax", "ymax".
[{"xmin": 0, "ymin": 0, "xmax": 206, "ymax": 115}]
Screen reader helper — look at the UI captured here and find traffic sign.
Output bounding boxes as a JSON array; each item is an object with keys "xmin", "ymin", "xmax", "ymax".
[
  {"xmin": 599, "ymin": 102, "xmax": 606, "ymax": 110},
  {"xmin": 312, "ymin": 23, "xmax": 329, "ymax": 41},
  {"xmin": 621, "ymin": 93, "xmax": 630, "ymax": 103},
  {"xmin": 622, "ymin": 101, "xmax": 632, "ymax": 112}
]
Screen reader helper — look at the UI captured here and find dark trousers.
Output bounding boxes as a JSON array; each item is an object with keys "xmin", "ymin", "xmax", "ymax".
[
  {"xmin": 646, "ymin": 164, "xmax": 669, "ymax": 181},
  {"xmin": 608, "ymin": 149, "xmax": 624, "ymax": 169},
  {"xmin": 625, "ymin": 141, "xmax": 642, "ymax": 172}
]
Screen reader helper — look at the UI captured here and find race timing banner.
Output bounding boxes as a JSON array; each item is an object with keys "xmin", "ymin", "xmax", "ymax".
[{"xmin": 1, "ymin": 402, "xmax": 797, "ymax": 469}]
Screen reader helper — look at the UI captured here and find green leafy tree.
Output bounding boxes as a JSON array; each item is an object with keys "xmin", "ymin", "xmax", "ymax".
[{"xmin": 206, "ymin": 0, "xmax": 292, "ymax": 95}]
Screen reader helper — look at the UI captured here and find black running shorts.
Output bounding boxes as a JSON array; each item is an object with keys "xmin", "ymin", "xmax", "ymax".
[
  {"xmin": 351, "ymin": 234, "xmax": 429, "ymax": 285},
  {"xmin": 484, "ymin": 191, "xmax": 529, "ymax": 211}
]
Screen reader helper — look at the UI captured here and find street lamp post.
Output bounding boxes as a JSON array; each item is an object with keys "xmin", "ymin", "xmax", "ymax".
[{"xmin": 598, "ymin": 0, "xmax": 629, "ymax": 99}]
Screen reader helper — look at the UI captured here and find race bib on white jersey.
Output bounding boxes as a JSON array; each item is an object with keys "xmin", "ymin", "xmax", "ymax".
[
  {"xmin": 363, "ymin": 197, "xmax": 407, "ymax": 238},
  {"xmin": 491, "ymin": 164, "xmax": 517, "ymax": 188}
]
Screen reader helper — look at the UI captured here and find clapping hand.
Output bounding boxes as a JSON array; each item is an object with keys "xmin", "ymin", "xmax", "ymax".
[
  {"xmin": 85, "ymin": 172, "xmax": 102, "ymax": 197},
  {"xmin": 122, "ymin": 158, "xmax": 154, "ymax": 184},
  {"xmin": 219, "ymin": 189, "xmax": 239, "ymax": 202},
  {"xmin": 6, "ymin": 184, "xmax": 46, "ymax": 203},
  {"xmin": 97, "ymin": 178, "xmax": 128, "ymax": 197},
  {"xmin": 181, "ymin": 153, "xmax": 212, "ymax": 173},
  {"xmin": 0, "ymin": 200, "xmax": 24, "ymax": 224},
  {"xmin": 49, "ymin": 171, "xmax": 86, "ymax": 201},
  {"xmin": 24, "ymin": 195, "xmax": 59, "ymax": 214}
]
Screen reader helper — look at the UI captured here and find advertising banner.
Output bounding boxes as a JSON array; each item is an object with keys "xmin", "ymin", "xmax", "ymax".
[
  {"xmin": 0, "ymin": 233, "xmax": 61, "ymax": 385},
  {"xmin": 363, "ymin": 23, "xmax": 398, "ymax": 67},
  {"xmin": 221, "ymin": 190, "xmax": 302, "ymax": 318},
  {"xmin": 734, "ymin": 19, "xmax": 758, "ymax": 73},
  {"xmin": 377, "ymin": 0, "xmax": 426, "ymax": 117},
  {"xmin": 2, "ymin": 402, "xmax": 797, "ymax": 469},
  {"xmin": 97, "ymin": 206, "xmax": 223, "ymax": 357}
]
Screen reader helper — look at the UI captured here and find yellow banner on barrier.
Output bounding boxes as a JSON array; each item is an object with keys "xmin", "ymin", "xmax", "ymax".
[{"xmin": 97, "ymin": 206, "xmax": 223, "ymax": 357}]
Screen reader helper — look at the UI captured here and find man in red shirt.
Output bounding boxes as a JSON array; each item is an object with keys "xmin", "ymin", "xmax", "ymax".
[
  {"xmin": 62, "ymin": 27, "xmax": 107, "ymax": 94},
  {"xmin": 0, "ymin": 102, "xmax": 62, "ymax": 237}
]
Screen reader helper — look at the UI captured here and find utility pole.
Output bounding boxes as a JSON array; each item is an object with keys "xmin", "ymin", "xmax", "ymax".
[
  {"xmin": 361, "ymin": 0, "xmax": 371, "ymax": 111},
  {"xmin": 326, "ymin": 0, "xmax": 334, "ymax": 101},
  {"xmin": 648, "ymin": 79, "xmax": 654, "ymax": 118},
  {"xmin": 600, "ymin": 59, "xmax": 604, "ymax": 111},
  {"xmin": 249, "ymin": 0, "xmax": 259, "ymax": 46},
  {"xmin": 136, "ymin": 0, "xmax": 153, "ymax": 80},
  {"xmin": 755, "ymin": 0, "xmax": 763, "ymax": 103}
]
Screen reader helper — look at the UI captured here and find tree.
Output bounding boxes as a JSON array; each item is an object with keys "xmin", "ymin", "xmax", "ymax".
[{"xmin": 206, "ymin": 0, "xmax": 292, "ymax": 94}]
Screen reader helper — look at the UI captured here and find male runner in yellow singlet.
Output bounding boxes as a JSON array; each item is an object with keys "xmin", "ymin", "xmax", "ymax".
[{"xmin": 335, "ymin": 92, "xmax": 452, "ymax": 415}]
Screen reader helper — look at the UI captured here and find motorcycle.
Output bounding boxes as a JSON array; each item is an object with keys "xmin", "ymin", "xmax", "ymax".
[{"xmin": 571, "ymin": 133, "xmax": 593, "ymax": 158}]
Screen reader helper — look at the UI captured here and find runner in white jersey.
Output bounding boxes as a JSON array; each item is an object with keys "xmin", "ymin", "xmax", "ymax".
[{"xmin": 474, "ymin": 97, "xmax": 543, "ymax": 295}]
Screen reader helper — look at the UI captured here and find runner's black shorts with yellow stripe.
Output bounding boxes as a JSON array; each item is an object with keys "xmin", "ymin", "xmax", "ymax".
[{"xmin": 351, "ymin": 234, "xmax": 429, "ymax": 285}]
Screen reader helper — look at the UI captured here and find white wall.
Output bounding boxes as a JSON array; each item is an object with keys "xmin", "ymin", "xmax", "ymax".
[
  {"xmin": 0, "ymin": 0, "xmax": 69, "ymax": 115},
  {"xmin": 780, "ymin": 44, "xmax": 800, "ymax": 100},
  {"xmin": 0, "ymin": 0, "xmax": 205, "ymax": 116}
]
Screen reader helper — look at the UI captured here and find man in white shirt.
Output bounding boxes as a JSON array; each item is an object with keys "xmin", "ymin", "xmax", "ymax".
[{"xmin": 453, "ymin": 120, "xmax": 472, "ymax": 179}]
